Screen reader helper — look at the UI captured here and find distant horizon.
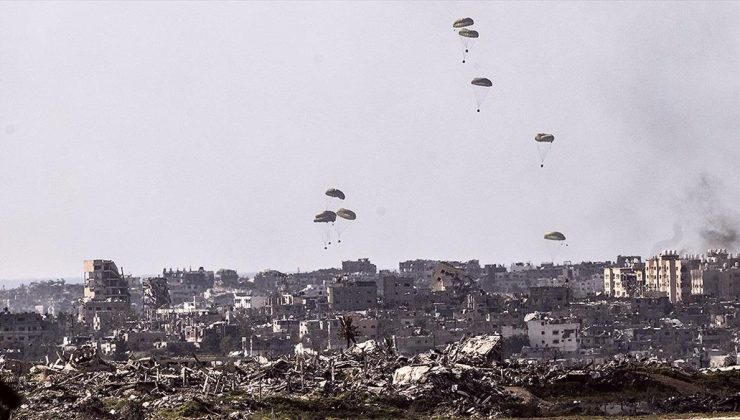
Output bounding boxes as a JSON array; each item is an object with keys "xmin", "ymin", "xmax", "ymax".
[{"xmin": 2, "ymin": 247, "xmax": 736, "ymax": 289}]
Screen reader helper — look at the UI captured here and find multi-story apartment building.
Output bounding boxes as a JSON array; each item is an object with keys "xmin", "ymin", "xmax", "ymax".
[
  {"xmin": 80, "ymin": 260, "xmax": 131, "ymax": 328},
  {"xmin": 528, "ymin": 286, "xmax": 570, "ymax": 311},
  {"xmin": 328, "ymin": 279, "xmax": 377, "ymax": 311},
  {"xmin": 342, "ymin": 258, "xmax": 377, "ymax": 275},
  {"xmin": 0, "ymin": 310, "xmax": 55, "ymax": 352},
  {"xmin": 526, "ymin": 312, "xmax": 581, "ymax": 353},
  {"xmin": 644, "ymin": 251, "xmax": 699, "ymax": 303},
  {"xmin": 604, "ymin": 257, "xmax": 645, "ymax": 298},
  {"xmin": 164, "ymin": 267, "xmax": 215, "ymax": 305},
  {"xmin": 381, "ymin": 275, "xmax": 415, "ymax": 306},
  {"xmin": 691, "ymin": 249, "xmax": 740, "ymax": 299},
  {"xmin": 83, "ymin": 260, "xmax": 130, "ymax": 303}
]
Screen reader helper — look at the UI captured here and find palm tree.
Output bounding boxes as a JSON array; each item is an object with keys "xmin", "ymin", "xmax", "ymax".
[{"xmin": 337, "ymin": 316, "xmax": 360, "ymax": 349}]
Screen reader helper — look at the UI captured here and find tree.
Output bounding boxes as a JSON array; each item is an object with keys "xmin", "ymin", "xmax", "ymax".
[{"xmin": 337, "ymin": 316, "xmax": 359, "ymax": 349}]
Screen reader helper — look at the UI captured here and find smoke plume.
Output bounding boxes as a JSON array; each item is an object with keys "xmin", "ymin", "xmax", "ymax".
[{"xmin": 689, "ymin": 173, "xmax": 740, "ymax": 251}]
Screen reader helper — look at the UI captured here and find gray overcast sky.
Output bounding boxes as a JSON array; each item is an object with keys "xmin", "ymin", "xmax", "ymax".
[{"xmin": 1, "ymin": 1, "xmax": 739, "ymax": 282}]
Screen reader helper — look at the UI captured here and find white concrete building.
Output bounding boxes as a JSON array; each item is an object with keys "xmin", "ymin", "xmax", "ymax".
[
  {"xmin": 525, "ymin": 312, "xmax": 580, "ymax": 353},
  {"xmin": 569, "ymin": 273, "xmax": 604, "ymax": 298},
  {"xmin": 233, "ymin": 293, "xmax": 268, "ymax": 309}
]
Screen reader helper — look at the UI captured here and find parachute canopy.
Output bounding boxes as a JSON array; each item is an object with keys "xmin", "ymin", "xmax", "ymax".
[
  {"xmin": 453, "ymin": 18, "xmax": 474, "ymax": 28},
  {"xmin": 535, "ymin": 133, "xmax": 555, "ymax": 143},
  {"xmin": 325, "ymin": 188, "xmax": 345, "ymax": 200},
  {"xmin": 544, "ymin": 231, "xmax": 566, "ymax": 241},
  {"xmin": 458, "ymin": 28, "xmax": 479, "ymax": 39},
  {"xmin": 471, "ymin": 77, "xmax": 493, "ymax": 87},
  {"xmin": 336, "ymin": 208, "xmax": 357, "ymax": 220},
  {"xmin": 314, "ymin": 210, "xmax": 337, "ymax": 223}
]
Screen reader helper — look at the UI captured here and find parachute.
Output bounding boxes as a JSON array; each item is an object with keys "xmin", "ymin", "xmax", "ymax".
[
  {"xmin": 544, "ymin": 231, "xmax": 567, "ymax": 262},
  {"xmin": 458, "ymin": 29, "xmax": 479, "ymax": 39},
  {"xmin": 324, "ymin": 188, "xmax": 345, "ymax": 214},
  {"xmin": 471, "ymin": 78, "xmax": 493, "ymax": 87},
  {"xmin": 453, "ymin": 18, "xmax": 474, "ymax": 29},
  {"xmin": 325, "ymin": 189, "xmax": 345, "ymax": 200},
  {"xmin": 314, "ymin": 210, "xmax": 337, "ymax": 223},
  {"xmin": 535, "ymin": 133, "xmax": 555, "ymax": 143},
  {"xmin": 314, "ymin": 211, "xmax": 337, "ymax": 249},
  {"xmin": 335, "ymin": 208, "xmax": 356, "ymax": 243},
  {"xmin": 534, "ymin": 133, "xmax": 555, "ymax": 168},
  {"xmin": 316, "ymin": 189, "xmax": 357, "ymax": 247},
  {"xmin": 458, "ymin": 29, "xmax": 479, "ymax": 63},
  {"xmin": 336, "ymin": 208, "xmax": 357, "ymax": 220},
  {"xmin": 471, "ymin": 78, "xmax": 493, "ymax": 112},
  {"xmin": 544, "ymin": 231, "xmax": 566, "ymax": 241}
]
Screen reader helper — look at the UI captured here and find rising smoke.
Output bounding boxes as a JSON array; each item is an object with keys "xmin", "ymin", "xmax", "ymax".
[
  {"xmin": 598, "ymin": 4, "xmax": 740, "ymax": 257},
  {"xmin": 655, "ymin": 173, "xmax": 740, "ymax": 254},
  {"xmin": 692, "ymin": 174, "xmax": 740, "ymax": 250}
]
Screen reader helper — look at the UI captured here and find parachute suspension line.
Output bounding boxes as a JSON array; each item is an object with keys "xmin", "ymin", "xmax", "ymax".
[
  {"xmin": 314, "ymin": 224, "xmax": 330, "ymax": 250},
  {"xmin": 546, "ymin": 242, "xmax": 565, "ymax": 263},
  {"xmin": 327, "ymin": 221, "xmax": 335, "ymax": 245},
  {"xmin": 536, "ymin": 143, "xmax": 552, "ymax": 167},
  {"xmin": 335, "ymin": 221, "xmax": 343, "ymax": 244},
  {"xmin": 472, "ymin": 87, "xmax": 489, "ymax": 113},
  {"xmin": 459, "ymin": 36, "xmax": 474, "ymax": 64},
  {"xmin": 334, "ymin": 221, "xmax": 345, "ymax": 244}
]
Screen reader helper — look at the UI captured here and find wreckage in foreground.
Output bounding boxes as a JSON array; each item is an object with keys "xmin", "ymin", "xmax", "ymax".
[{"xmin": 3, "ymin": 334, "xmax": 740, "ymax": 419}]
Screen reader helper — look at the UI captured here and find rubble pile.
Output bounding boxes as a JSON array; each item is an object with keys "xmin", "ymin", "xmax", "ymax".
[
  {"xmin": 4, "ymin": 336, "xmax": 740, "ymax": 418},
  {"xmin": 1, "ymin": 337, "xmax": 523, "ymax": 419}
]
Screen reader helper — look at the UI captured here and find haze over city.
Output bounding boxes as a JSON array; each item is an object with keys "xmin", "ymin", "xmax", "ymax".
[
  {"xmin": 6, "ymin": 3, "xmax": 740, "ymax": 419},
  {"xmin": 1, "ymin": 2, "xmax": 739, "ymax": 283}
]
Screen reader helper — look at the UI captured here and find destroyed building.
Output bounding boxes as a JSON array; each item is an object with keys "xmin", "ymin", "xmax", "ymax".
[
  {"xmin": 79, "ymin": 260, "xmax": 131, "ymax": 331},
  {"xmin": 341, "ymin": 258, "xmax": 377, "ymax": 275},
  {"xmin": 399, "ymin": 259, "xmax": 480, "ymax": 289},
  {"xmin": 0, "ymin": 310, "xmax": 56, "ymax": 355},
  {"xmin": 527, "ymin": 286, "xmax": 570, "ymax": 311},
  {"xmin": 252, "ymin": 269, "xmax": 287, "ymax": 291},
  {"xmin": 525, "ymin": 312, "xmax": 581, "ymax": 355},
  {"xmin": 6, "ymin": 250, "xmax": 740, "ymax": 418},
  {"xmin": 690, "ymin": 249, "xmax": 740, "ymax": 299},
  {"xmin": 142, "ymin": 277, "xmax": 170, "ymax": 310},
  {"xmin": 604, "ymin": 259, "xmax": 646, "ymax": 298},
  {"xmin": 163, "ymin": 267, "xmax": 215, "ymax": 305},
  {"xmin": 327, "ymin": 278, "xmax": 377, "ymax": 311}
]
